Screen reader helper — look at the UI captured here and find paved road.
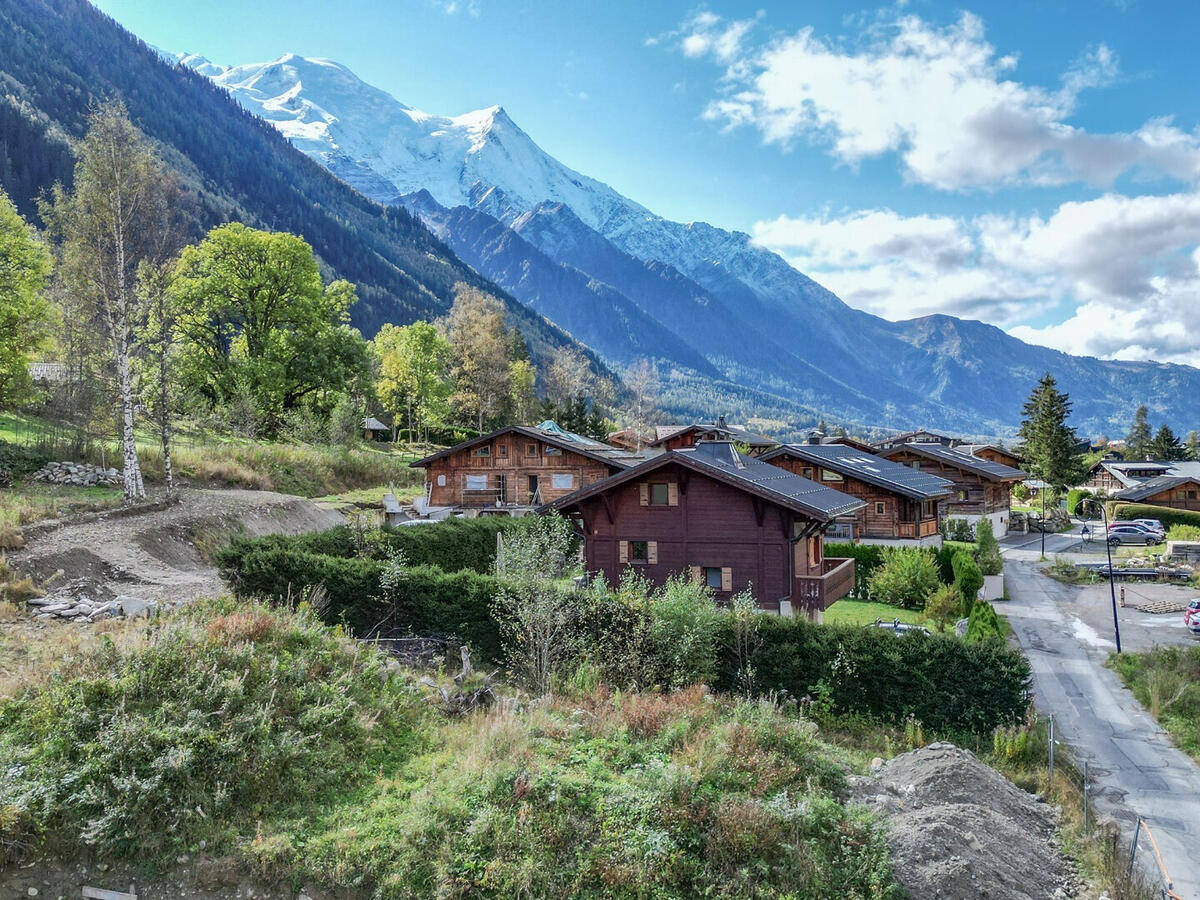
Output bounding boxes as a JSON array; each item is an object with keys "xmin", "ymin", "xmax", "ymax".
[{"xmin": 1003, "ymin": 556, "xmax": 1200, "ymax": 899}]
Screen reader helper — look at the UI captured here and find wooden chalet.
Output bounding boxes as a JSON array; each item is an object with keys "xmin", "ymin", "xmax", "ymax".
[
  {"xmin": 873, "ymin": 429, "xmax": 958, "ymax": 451},
  {"xmin": 761, "ymin": 441, "xmax": 953, "ymax": 545},
  {"xmin": 956, "ymin": 443, "xmax": 1023, "ymax": 470},
  {"xmin": 1115, "ymin": 475, "xmax": 1200, "ymax": 511},
  {"xmin": 543, "ymin": 441, "xmax": 864, "ymax": 618},
  {"xmin": 877, "ymin": 442, "xmax": 1026, "ymax": 537},
  {"xmin": 411, "ymin": 421, "xmax": 655, "ymax": 513},
  {"xmin": 650, "ymin": 418, "xmax": 778, "ymax": 455},
  {"xmin": 1080, "ymin": 460, "xmax": 1174, "ymax": 495}
]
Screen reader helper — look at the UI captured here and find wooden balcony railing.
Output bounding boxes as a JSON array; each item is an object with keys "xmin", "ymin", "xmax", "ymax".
[
  {"xmin": 897, "ymin": 519, "xmax": 940, "ymax": 538},
  {"xmin": 794, "ymin": 556, "xmax": 856, "ymax": 613}
]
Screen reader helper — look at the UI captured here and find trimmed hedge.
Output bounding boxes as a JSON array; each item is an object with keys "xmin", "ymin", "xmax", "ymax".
[
  {"xmin": 824, "ymin": 543, "xmax": 885, "ymax": 597},
  {"xmin": 1113, "ymin": 502, "xmax": 1200, "ymax": 530},
  {"xmin": 716, "ymin": 616, "xmax": 1031, "ymax": 735}
]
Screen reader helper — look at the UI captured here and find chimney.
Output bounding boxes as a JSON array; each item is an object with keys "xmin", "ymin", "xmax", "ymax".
[{"xmin": 717, "ymin": 414, "xmax": 727, "ymax": 429}]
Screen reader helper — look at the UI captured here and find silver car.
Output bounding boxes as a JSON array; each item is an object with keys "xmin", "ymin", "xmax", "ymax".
[{"xmin": 1106, "ymin": 525, "xmax": 1160, "ymax": 546}]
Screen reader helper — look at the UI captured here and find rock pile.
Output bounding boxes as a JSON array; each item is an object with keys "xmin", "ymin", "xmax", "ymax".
[
  {"xmin": 850, "ymin": 742, "xmax": 1079, "ymax": 899},
  {"xmin": 33, "ymin": 460, "xmax": 122, "ymax": 487},
  {"xmin": 25, "ymin": 578, "xmax": 165, "ymax": 623}
]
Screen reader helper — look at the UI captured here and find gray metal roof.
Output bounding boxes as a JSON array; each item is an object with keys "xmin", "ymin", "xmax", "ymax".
[
  {"xmin": 544, "ymin": 440, "xmax": 865, "ymax": 521},
  {"xmin": 1114, "ymin": 474, "xmax": 1200, "ymax": 502},
  {"xmin": 762, "ymin": 443, "xmax": 955, "ymax": 500},
  {"xmin": 880, "ymin": 442, "xmax": 1027, "ymax": 481},
  {"xmin": 650, "ymin": 422, "xmax": 777, "ymax": 448},
  {"xmin": 411, "ymin": 421, "xmax": 660, "ymax": 470}
]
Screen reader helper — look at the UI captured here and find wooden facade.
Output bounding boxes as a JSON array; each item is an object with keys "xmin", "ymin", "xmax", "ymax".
[
  {"xmin": 1081, "ymin": 461, "xmax": 1172, "ymax": 495},
  {"xmin": 412, "ymin": 425, "xmax": 646, "ymax": 510},
  {"xmin": 1132, "ymin": 481, "xmax": 1200, "ymax": 511},
  {"xmin": 878, "ymin": 445, "xmax": 1023, "ymax": 522},
  {"xmin": 765, "ymin": 452, "xmax": 942, "ymax": 542},
  {"xmin": 964, "ymin": 445, "xmax": 1023, "ymax": 469},
  {"xmin": 546, "ymin": 446, "xmax": 862, "ymax": 616}
]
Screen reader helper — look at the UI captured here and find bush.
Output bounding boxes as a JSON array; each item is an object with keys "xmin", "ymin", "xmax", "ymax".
[
  {"xmin": 1066, "ymin": 488, "xmax": 1093, "ymax": 516},
  {"xmin": 716, "ymin": 616, "xmax": 1032, "ymax": 735},
  {"xmin": 1113, "ymin": 503, "xmax": 1200, "ymax": 530},
  {"xmin": 952, "ymin": 551, "xmax": 984, "ymax": 617},
  {"xmin": 974, "ymin": 519, "xmax": 1003, "ymax": 576},
  {"xmin": 648, "ymin": 574, "xmax": 722, "ymax": 689},
  {"xmin": 965, "ymin": 600, "xmax": 1004, "ymax": 643},
  {"xmin": 925, "ymin": 584, "xmax": 962, "ymax": 633},
  {"xmin": 824, "ymin": 542, "xmax": 886, "ymax": 598},
  {"xmin": 868, "ymin": 546, "xmax": 940, "ymax": 609},
  {"xmin": 0, "ymin": 440, "xmax": 47, "ymax": 476},
  {"xmin": 943, "ymin": 517, "xmax": 974, "ymax": 542},
  {"xmin": 0, "ymin": 599, "xmax": 427, "ymax": 860},
  {"xmin": 1167, "ymin": 523, "xmax": 1200, "ymax": 542}
]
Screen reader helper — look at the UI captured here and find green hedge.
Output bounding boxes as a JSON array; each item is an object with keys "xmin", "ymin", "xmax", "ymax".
[
  {"xmin": 1066, "ymin": 488, "xmax": 1093, "ymax": 516},
  {"xmin": 717, "ymin": 616, "xmax": 1031, "ymax": 735},
  {"xmin": 217, "ymin": 545, "xmax": 503, "ymax": 661},
  {"xmin": 1113, "ymin": 503, "xmax": 1200, "ymax": 530},
  {"xmin": 824, "ymin": 543, "xmax": 885, "ymax": 597},
  {"xmin": 217, "ymin": 517, "xmax": 514, "ymax": 576}
]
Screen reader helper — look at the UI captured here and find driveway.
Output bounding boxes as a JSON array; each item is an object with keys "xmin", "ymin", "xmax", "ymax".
[{"xmin": 1002, "ymin": 556, "xmax": 1200, "ymax": 899}]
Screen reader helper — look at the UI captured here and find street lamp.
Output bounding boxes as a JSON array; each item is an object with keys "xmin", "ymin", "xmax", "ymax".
[{"xmin": 1085, "ymin": 498, "xmax": 1122, "ymax": 654}]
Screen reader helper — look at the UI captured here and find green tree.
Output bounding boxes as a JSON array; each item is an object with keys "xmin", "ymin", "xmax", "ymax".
[
  {"xmin": 924, "ymin": 584, "xmax": 962, "ymax": 633},
  {"xmin": 170, "ymin": 223, "xmax": 369, "ymax": 436},
  {"xmin": 1017, "ymin": 372, "xmax": 1080, "ymax": 492},
  {"xmin": 868, "ymin": 547, "xmax": 940, "ymax": 609},
  {"xmin": 1149, "ymin": 424, "xmax": 1185, "ymax": 461},
  {"xmin": 1126, "ymin": 405, "xmax": 1152, "ymax": 460},
  {"xmin": 974, "ymin": 518, "xmax": 1003, "ymax": 576},
  {"xmin": 0, "ymin": 186, "xmax": 53, "ymax": 408},
  {"xmin": 1187, "ymin": 431, "xmax": 1200, "ymax": 462},
  {"xmin": 508, "ymin": 358, "xmax": 538, "ymax": 424},
  {"xmin": 952, "ymin": 552, "xmax": 984, "ymax": 617},
  {"xmin": 372, "ymin": 320, "xmax": 451, "ymax": 442},
  {"xmin": 441, "ymin": 285, "xmax": 516, "ymax": 431},
  {"xmin": 44, "ymin": 102, "xmax": 178, "ymax": 501}
]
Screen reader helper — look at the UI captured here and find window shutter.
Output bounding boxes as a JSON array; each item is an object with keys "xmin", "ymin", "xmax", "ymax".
[
  {"xmin": 639, "ymin": 483, "xmax": 649, "ymax": 506},
  {"xmin": 689, "ymin": 565, "xmax": 702, "ymax": 584},
  {"xmin": 667, "ymin": 483, "xmax": 679, "ymax": 506},
  {"xmin": 720, "ymin": 567, "xmax": 733, "ymax": 592},
  {"xmin": 647, "ymin": 541, "xmax": 658, "ymax": 564},
  {"xmin": 619, "ymin": 540, "xmax": 629, "ymax": 563}
]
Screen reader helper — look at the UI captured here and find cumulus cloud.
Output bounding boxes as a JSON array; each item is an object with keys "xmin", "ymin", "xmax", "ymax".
[
  {"xmin": 689, "ymin": 10, "xmax": 1200, "ymax": 189},
  {"xmin": 651, "ymin": 8, "xmax": 763, "ymax": 67},
  {"xmin": 753, "ymin": 193, "xmax": 1200, "ymax": 366}
]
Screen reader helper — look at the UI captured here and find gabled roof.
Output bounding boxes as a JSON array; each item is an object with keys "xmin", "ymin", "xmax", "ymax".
[
  {"xmin": 1087, "ymin": 459, "xmax": 1176, "ymax": 488},
  {"xmin": 879, "ymin": 442, "xmax": 1027, "ymax": 482},
  {"xmin": 361, "ymin": 416, "xmax": 389, "ymax": 431},
  {"xmin": 649, "ymin": 422, "xmax": 777, "ymax": 449},
  {"xmin": 956, "ymin": 443, "xmax": 1022, "ymax": 462},
  {"xmin": 411, "ymin": 421, "xmax": 658, "ymax": 470},
  {"xmin": 762, "ymin": 443, "xmax": 955, "ymax": 500},
  {"xmin": 873, "ymin": 429, "xmax": 956, "ymax": 449},
  {"xmin": 544, "ymin": 441, "xmax": 865, "ymax": 521},
  {"xmin": 1115, "ymin": 475, "xmax": 1200, "ymax": 502}
]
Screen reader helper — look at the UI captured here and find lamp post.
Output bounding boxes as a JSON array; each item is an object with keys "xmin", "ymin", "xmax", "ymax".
[
  {"xmin": 1088, "ymin": 498, "xmax": 1122, "ymax": 654},
  {"xmin": 1040, "ymin": 482, "xmax": 1046, "ymax": 559}
]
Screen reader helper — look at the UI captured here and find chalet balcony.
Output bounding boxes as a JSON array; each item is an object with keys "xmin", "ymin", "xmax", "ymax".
[
  {"xmin": 794, "ymin": 556, "xmax": 855, "ymax": 613},
  {"xmin": 897, "ymin": 519, "xmax": 940, "ymax": 539}
]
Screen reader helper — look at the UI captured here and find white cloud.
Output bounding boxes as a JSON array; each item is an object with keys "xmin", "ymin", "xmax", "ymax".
[
  {"xmin": 753, "ymin": 193, "xmax": 1200, "ymax": 366},
  {"xmin": 664, "ymin": 8, "xmax": 762, "ymax": 66},
  {"xmin": 689, "ymin": 11, "xmax": 1200, "ymax": 189}
]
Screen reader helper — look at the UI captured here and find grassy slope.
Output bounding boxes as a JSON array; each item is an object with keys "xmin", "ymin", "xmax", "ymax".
[{"xmin": 1110, "ymin": 646, "xmax": 1200, "ymax": 761}]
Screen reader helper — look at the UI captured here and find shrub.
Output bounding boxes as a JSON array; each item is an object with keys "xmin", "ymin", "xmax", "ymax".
[
  {"xmin": 943, "ymin": 517, "xmax": 974, "ymax": 542},
  {"xmin": 717, "ymin": 616, "xmax": 1031, "ymax": 735},
  {"xmin": 648, "ymin": 574, "xmax": 722, "ymax": 689},
  {"xmin": 868, "ymin": 547, "xmax": 940, "ymax": 609},
  {"xmin": 1167, "ymin": 523, "xmax": 1200, "ymax": 542},
  {"xmin": 1066, "ymin": 488, "xmax": 1093, "ymax": 516},
  {"xmin": 965, "ymin": 600, "xmax": 1004, "ymax": 643},
  {"xmin": 0, "ymin": 441, "xmax": 47, "ymax": 476},
  {"xmin": 974, "ymin": 519, "xmax": 1003, "ymax": 576},
  {"xmin": 952, "ymin": 551, "xmax": 984, "ymax": 617},
  {"xmin": 824, "ymin": 542, "xmax": 886, "ymax": 597},
  {"xmin": 1113, "ymin": 503, "xmax": 1200, "ymax": 530},
  {"xmin": 924, "ymin": 584, "xmax": 962, "ymax": 633}
]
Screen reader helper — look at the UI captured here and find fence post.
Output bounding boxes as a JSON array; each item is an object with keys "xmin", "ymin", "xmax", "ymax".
[
  {"xmin": 1128, "ymin": 818, "xmax": 1142, "ymax": 879},
  {"xmin": 1082, "ymin": 761, "xmax": 1089, "ymax": 833},
  {"xmin": 1047, "ymin": 714, "xmax": 1054, "ymax": 784}
]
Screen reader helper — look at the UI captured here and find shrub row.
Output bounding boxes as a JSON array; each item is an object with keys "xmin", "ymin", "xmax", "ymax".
[
  {"xmin": 1113, "ymin": 502, "xmax": 1200, "ymax": 530},
  {"xmin": 826, "ymin": 540, "xmax": 969, "ymax": 601},
  {"xmin": 718, "ymin": 615, "xmax": 1031, "ymax": 735}
]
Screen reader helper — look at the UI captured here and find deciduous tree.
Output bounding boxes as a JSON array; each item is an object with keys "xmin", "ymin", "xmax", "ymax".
[
  {"xmin": 372, "ymin": 320, "xmax": 451, "ymax": 442},
  {"xmin": 0, "ymin": 186, "xmax": 53, "ymax": 408},
  {"xmin": 441, "ymin": 285, "xmax": 515, "ymax": 431}
]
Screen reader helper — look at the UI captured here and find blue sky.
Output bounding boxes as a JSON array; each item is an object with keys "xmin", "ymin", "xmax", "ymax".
[{"xmin": 93, "ymin": 0, "xmax": 1200, "ymax": 366}]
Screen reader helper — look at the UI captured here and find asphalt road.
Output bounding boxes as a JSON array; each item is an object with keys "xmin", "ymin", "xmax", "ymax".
[{"xmin": 1003, "ymin": 556, "xmax": 1200, "ymax": 899}]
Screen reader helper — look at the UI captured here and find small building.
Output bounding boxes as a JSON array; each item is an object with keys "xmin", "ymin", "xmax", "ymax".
[
  {"xmin": 1079, "ymin": 460, "xmax": 1175, "ymax": 495},
  {"xmin": 877, "ymin": 442, "xmax": 1027, "ymax": 537},
  {"xmin": 762, "ymin": 441, "xmax": 953, "ymax": 545},
  {"xmin": 955, "ymin": 443, "xmax": 1023, "ymax": 470},
  {"xmin": 411, "ymin": 421, "xmax": 655, "ymax": 513},
  {"xmin": 873, "ymin": 429, "xmax": 959, "ymax": 451},
  {"xmin": 1114, "ymin": 475, "xmax": 1200, "ymax": 511},
  {"xmin": 649, "ymin": 418, "xmax": 778, "ymax": 455},
  {"xmin": 543, "ymin": 441, "xmax": 864, "ymax": 619},
  {"xmin": 606, "ymin": 427, "xmax": 652, "ymax": 451},
  {"xmin": 361, "ymin": 416, "xmax": 391, "ymax": 442}
]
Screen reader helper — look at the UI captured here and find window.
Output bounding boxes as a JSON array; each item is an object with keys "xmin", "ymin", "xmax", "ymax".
[
  {"xmin": 465, "ymin": 475, "xmax": 488, "ymax": 490},
  {"xmin": 820, "ymin": 469, "xmax": 843, "ymax": 482},
  {"xmin": 498, "ymin": 444, "xmax": 508, "ymax": 457},
  {"xmin": 640, "ymin": 482, "xmax": 678, "ymax": 506},
  {"xmin": 631, "ymin": 541, "xmax": 649, "ymax": 562},
  {"xmin": 958, "ymin": 489, "xmax": 969, "ymax": 501},
  {"xmin": 436, "ymin": 474, "xmax": 446, "ymax": 487},
  {"xmin": 704, "ymin": 566, "xmax": 722, "ymax": 589},
  {"xmin": 473, "ymin": 445, "xmax": 491, "ymax": 458},
  {"xmin": 544, "ymin": 446, "xmax": 563, "ymax": 456},
  {"xmin": 875, "ymin": 501, "xmax": 886, "ymax": 515},
  {"xmin": 526, "ymin": 443, "xmax": 539, "ymax": 457},
  {"xmin": 801, "ymin": 467, "xmax": 814, "ymax": 479},
  {"xmin": 620, "ymin": 540, "xmax": 657, "ymax": 564},
  {"xmin": 551, "ymin": 473, "xmax": 574, "ymax": 490},
  {"xmin": 911, "ymin": 461, "xmax": 921, "ymax": 470},
  {"xmin": 650, "ymin": 483, "xmax": 671, "ymax": 506}
]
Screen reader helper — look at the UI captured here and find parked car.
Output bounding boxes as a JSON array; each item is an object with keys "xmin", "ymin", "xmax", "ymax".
[
  {"xmin": 1108, "ymin": 521, "xmax": 1164, "ymax": 540},
  {"xmin": 1185, "ymin": 599, "xmax": 1200, "ymax": 635},
  {"xmin": 1106, "ymin": 525, "xmax": 1160, "ymax": 546},
  {"xmin": 1133, "ymin": 518, "xmax": 1165, "ymax": 534}
]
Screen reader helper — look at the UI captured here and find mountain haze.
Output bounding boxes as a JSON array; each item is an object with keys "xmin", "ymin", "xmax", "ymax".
[{"xmin": 184, "ymin": 51, "xmax": 1200, "ymax": 437}]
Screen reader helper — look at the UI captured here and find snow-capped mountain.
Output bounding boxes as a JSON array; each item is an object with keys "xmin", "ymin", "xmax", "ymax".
[{"xmin": 178, "ymin": 52, "xmax": 1200, "ymax": 435}]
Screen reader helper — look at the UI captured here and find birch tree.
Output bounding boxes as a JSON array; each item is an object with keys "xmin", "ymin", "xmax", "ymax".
[{"xmin": 45, "ymin": 102, "xmax": 177, "ymax": 501}]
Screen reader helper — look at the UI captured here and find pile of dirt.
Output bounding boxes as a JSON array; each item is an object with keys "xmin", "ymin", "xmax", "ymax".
[{"xmin": 850, "ymin": 742, "xmax": 1079, "ymax": 900}]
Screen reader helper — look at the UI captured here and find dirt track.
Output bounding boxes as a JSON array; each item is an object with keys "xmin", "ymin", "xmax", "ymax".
[{"xmin": 8, "ymin": 487, "xmax": 343, "ymax": 602}]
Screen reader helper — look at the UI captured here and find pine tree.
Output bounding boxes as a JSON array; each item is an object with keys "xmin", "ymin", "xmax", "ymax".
[
  {"xmin": 1126, "ymin": 406, "xmax": 1152, "ymax": 460},
  {"xmin": 1186, "ymin": 431, "xmax": 1200, "ymax": 462},
  {"xmin": 1017, "ymin": 372, "xmax": 1080, "ymax": 491},
  {"xmin": 1149, "ymin": 424, "xmax": 1184, "ymax": 461}
]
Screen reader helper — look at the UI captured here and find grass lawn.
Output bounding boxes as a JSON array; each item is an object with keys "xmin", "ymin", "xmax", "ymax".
[
  {"xmin": 314, "ymin": 482, "xmax": 424, "ymax": 508},
  {"xmin": 0, "ymin": 480, "xmax": 124, "ymax": 530},
  {"xmin": 823, "ymin": 599, "xmax": 925, "ymax": 626}
]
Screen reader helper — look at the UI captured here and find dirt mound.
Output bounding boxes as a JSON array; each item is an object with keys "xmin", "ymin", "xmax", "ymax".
[{"xmin": 851, "ymin": 742, "xmax": 1078, "ymax": 900}]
